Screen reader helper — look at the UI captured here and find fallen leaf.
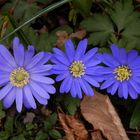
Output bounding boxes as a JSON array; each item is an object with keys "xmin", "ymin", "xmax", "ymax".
[
  {"xmin": 24, "ymin": 112, "xmax": 35, "ymax": 123},
  {"xmin": 58, "ymin": 112, "xmax": 88, "ymax": 140},
  {"xmin": 80, "ymin": 91, "xmax": 129, "ymax": 140},
  {"xmin": 70, "ymin": 30, "xmax": 86, "ymax": 39},
  {"xmin": 91, "ymin": 131, "xmax": 105, "ymax": 140},
  {"xmin": 55, "ymin": 31, "xmax": 69, "ymax": 48}
]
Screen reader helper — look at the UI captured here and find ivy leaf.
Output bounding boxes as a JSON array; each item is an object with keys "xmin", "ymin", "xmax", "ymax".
[
  {"xmin": 11, "ymin": 134, "xmax": 25, "ymax": 140},
  {"xmin": 130, "ymin": 101, "xmax": 140, "ymax": 129},
  {"xmin": 81, "ymin": 14, "xmax": 114, "ymax": 46}
]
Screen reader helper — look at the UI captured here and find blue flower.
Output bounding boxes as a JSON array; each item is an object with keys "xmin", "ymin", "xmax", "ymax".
[
  {"xmin": 98, "ymin": 44, "xmax": 140, "ymax": 99},
  {"xmin": 51, "ymin": 39, "xmax": 103, "ymax": 98},
  {"xmin": 0, "ymin": 37, "xmax": 56, "ymax": 112}
]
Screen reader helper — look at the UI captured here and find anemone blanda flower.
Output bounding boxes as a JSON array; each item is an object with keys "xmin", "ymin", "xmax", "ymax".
[
  {"xmin": 98, "ymin": 44, "xmax": 140, "ymax": 99},
  {"xmin": 51, "ymin": 38, "xmax": 103, "ymax": 98},
  {"xmin": 0, "ymin": 37, "xmax": 56, "ymax": 112}
]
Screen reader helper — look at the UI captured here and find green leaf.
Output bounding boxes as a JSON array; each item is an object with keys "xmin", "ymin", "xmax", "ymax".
[
  {"xmin": 0, "ymin": 0, "xmax": 71, "ymax": 42},
  {"xmin": 130, "ymin": 101, "xmax": 140, "ymax": 129},
  {"xmin": 0, "ymin": 101, "xmax": 5, "ymax": 119},
  {"xmin": 11, "ymin": 134, "xmax": 25, "ymax": 140},
  {"xmin": 0, "ymin": 131, "xmax": 9, "ymax": 140},
  {"xmin": 109, "ymin": 0, "xmax": 134, "ymax": 31},
  {"xmin": 49, "ymin": 129, "xmax": 62, "ymax": 139},
  {"xmin": 35, "ymin": 130, "xmax": 48, "ymax": 140},
  {"xmin": 4, "ymin": 117, "xmax": 14, "ymax": 134},
  {"xmin": 25, "ymin": 123, "xmax": 34, "ymax": 131},
  {"xmin": 81, "ymin": 14, "xmax": 114, "ymax": 46},
  {"xmin": 72, "ymin": 0, "xmax": 92, "ymax": 17},
  {"xmin": 63, "ymin": 95, "xmax": 80, "ymax": 115},
  {"xmin": 44, "ymin": 113, "xmax": 57, "ymax": 130}
]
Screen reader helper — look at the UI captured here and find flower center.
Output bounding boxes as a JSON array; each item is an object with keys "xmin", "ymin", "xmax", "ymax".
[
  {"xmin": 10, "ymin": 67, "xmax": 29, "ymax": 87},
  {"xmin": 113, "ymin": 65, "xmax": 131, "ymax": 82},
  {"xmin": 70, "ymin": 61, "xmax": 86, "ymax": 78}
]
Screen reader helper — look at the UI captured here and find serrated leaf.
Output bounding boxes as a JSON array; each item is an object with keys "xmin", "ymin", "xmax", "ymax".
[
  {"xmin": 49, "ymin": 129, "xmax": 62, "ymax": 139},
  {"xmin": 130, "ymin": 101, "xmax": 140, "ymax": 129},
  {"xmin": 109, "ymin": 0, "xmax": 134, "ymax": 31},
  {"xmin": 81, "ymin": 14, "xmax": 114, "ymax": 45}
]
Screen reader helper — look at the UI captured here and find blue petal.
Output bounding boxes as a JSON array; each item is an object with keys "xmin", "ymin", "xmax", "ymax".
[
  {"xmin": 56, "ymin": 71, "xmax": 70, "ymax": 81},
  {"xmin": 101, "ymin": 77, "xmax": 115, "ymax": 89},
  {"xmin": 60, "ymin": 76, "xmax": 71, "ymax": 93},
  {"xmin": 0, "ymin": 44, "xmax": 17, "ymax": 67},
  {"xmin": 65, "ymin": 76, "xmax": 73, "ymax": 93},
  {"xmin": 128, "ymin": 82, "xmax": 138, "ymax": 99},
  {"xmin": 129, "ymin": 57, "xmax": 140, "ymax": 69},
  {"xmin": 13, "ymin": 37, "xmax": 20, "ymax": 48},
  {"xmin": 74, "ymin": 79, "xmax": 82, "ymax": 99},
  {"xmin": 119, "ymin": 48, "xmax": 127, "ymax": 65},
  {"xmin": 110, "ymin": 81, "xmax": 120, "ymax": 95},
  {"xmin": 3, "ymin": 87, "xmax": 16, "ymax": 109},
  {"xmin": 96, "ymin": 67, "xmax": 114, "ymax": 74},
  {"xmin": 110, "ymin": 44, "xmax": 120, "ymax": 61},
  {"xmin": 54, "ymin": 54, "xmax": 70, "ymax": 66},
  {"xmin": 122, "ymin": 81, "xmax": 128, "ymax": 99},
  {"xmin": 36, "ymin": 52, "xmax": 52, "ymax": 66},
  {"xmin": 32, "ymin": 88, "xmax": 48, "ymax": 105},
  {"xmin": 26, "ymin": 52, "xmax": 44, "ymax": 69},
  {"xmin": 86, "ymin": 66, "xmax": 103, "ymax": 75},
  {"xmin": 118, "ymin": 84, "xmax": 123, "ymax": 98},
  {"xmin": 23, "ymin": 93, "xmax": 31, "ymax": 109},
  {"xmin": 0, "ymin": 74, "xmax": 10, "ymax": 86},
  {"xmin": 74, "ymin": 39, "xmax": 88, "ymax": 60},
  {"xmin": 70, "ymin": 79, "xmax": 77, "ymax": 98},
  {"xmin": 29, "ymin": 65, "xmax": 52, "ymax": 74},
  {"xmin": 13, "ymin": 43, "xmax": 24, "ymax": 66},
  {"xmin": 51, "ymin": 69, "xmax": 66, "ymax": 74},
  {"xmin": 127, "ymin": 50, "xmax": 138, "ymax": 64},
  {"xmin": 79, "ymin": 78, "xmax": 94, "ymax": 96},
  {"xmin": 82, "ymin": 47, "xmax": 98, "ymax": 63},
  {"xmin": 85, "ymin": 58, "xmax": 100, "ymax": 67},
  {"xmin": 24, "ymin": 45, "xmax": 35, "ymax": 66},
  {"xmin": 65, "ymin": 39, "xmax": 75, "ymax": 62},
  {"xmin": 53, "ymin": 65, "xmax": 68, "ymax": 71},
  {"xmin": 0, "ymin": 83, "xmax": 13, "ymax": 100},
  {"xmin": 102, "ymin": 53, "xmax": 119, "ymax": 67},
  {"xmin": 41, "ymin": 84, "xmax": 56, "ymax": 94},
  {"xmin": 30, "ymin": 81, "xmax": 50, "ymax": 99},
  {"xmin": 129, "ymin": 79, "xmax": 140, "ymax": 93},
  {"xmin": 53, "ymin": 48, "xmax": 70, "ymax": 65},
  {"xmin": 16, "ymin": 88, "xmax": 23, "ymax": 112},
  {"xmin": 83, "ymin": 75, "xmax": 99, "ymax": 87},
  {"xmin": 31, "ymin": 75, "xmax": 55, "ymax": 84},
  {"xmin": 24, "ymin": 85, "xmax": 36, "ymax": 109}
]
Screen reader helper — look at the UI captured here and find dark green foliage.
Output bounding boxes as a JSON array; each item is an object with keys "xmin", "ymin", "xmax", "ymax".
[{"xmin": 130, "ymin": 101, "xmax": 140, "ymax": 129}]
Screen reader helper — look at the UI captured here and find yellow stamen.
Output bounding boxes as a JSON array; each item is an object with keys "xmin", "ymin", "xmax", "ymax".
[
  {"xmin": 10, "ymin": 67, "xmax": 29, "ymax": 87},
  {"xmin": 113, "ymin": 65, "xmax": 131, "ymax": 82},
  {"xmin": 70, "ymin": 61, "xmax": 86, "ymax": 78}
]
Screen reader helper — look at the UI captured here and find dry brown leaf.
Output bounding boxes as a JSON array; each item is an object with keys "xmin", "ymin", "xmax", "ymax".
[
  {"xmin": 55, "ymin": 31, "xmax": 69, "ymax": 48},
  {"xmin": 91, "ymin": 131, "xmax": 105, "ymax": 140},
  {"xmin": 70, "ymin": 30, "xmax": 86, "ymax": 39},
  {"xmin": 58, "ymin": 112, "xmax": 88, "ymax": 140},
  {"xmin": 80, "ymin": 91, "xmax": 129, "ymax": 140}
]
